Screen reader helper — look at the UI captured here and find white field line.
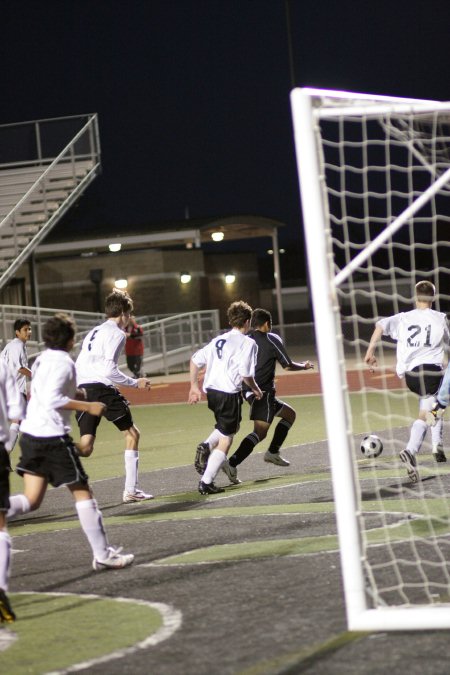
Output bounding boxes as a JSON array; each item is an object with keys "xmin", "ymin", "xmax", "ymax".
[{"xmin": 4, "ymin": 592, "xmax": 182, "ymax": 674}]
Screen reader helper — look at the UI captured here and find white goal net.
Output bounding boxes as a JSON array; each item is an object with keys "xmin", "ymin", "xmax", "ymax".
[{"xmin": 291, "ymin": 88, "xmax": 450, "ymax": 630}]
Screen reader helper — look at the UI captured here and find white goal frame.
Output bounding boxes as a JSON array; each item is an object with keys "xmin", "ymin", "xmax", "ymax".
[{"xmin": 290, "ymin": 87, "xmax": 450, "ymax": 631}]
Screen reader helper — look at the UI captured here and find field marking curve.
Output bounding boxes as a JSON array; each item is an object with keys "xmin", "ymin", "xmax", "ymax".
[{"xmin": 8, "ymin": 591, "xmax": 182, "ymax": 674}]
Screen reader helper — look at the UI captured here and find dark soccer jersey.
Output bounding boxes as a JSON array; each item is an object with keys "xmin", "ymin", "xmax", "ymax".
[{"xmin": 242, "ymin": 330, "xmax": 293, "ymax": 393}]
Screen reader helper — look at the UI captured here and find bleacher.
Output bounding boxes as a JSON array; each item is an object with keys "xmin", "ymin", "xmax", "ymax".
[{"xmin": 0, "ymin": 114, "xmax": 101, "ymax": 290}]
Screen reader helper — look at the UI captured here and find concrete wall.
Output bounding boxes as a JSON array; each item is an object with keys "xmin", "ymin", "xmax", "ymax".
[{"xmin": 14, "ymin": 248, "xmax": 265, "ymax": 324}]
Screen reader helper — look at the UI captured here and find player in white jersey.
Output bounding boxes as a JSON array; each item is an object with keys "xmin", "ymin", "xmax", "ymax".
[
  {"xmin": 365, "ymin": 281, "xmax": 449, "ymax": 482},
  {"xmin": 7, "ymin": 314, "xmax": 134, "ymax": 573},
  {"xmin": 189, "ymin": 301, "xmax": 262, "ymax": 494},
  {"xmin": 0, "ymin": 359, "xmax": 25, "ymax": 622},
  {"xmin": 75, "ymin": 290, "xmax": 152, "ymax": 504},
  {"xmin": 0, "ymin": 318, "xmax": 32, "ymax": 453}
]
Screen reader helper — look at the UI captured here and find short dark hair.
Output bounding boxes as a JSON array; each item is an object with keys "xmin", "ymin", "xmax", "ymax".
[
  {"xmin": 13, "ymin": 318, "xmax": 31, "ymax": 334},
  {"xmin": 251, "ymin": 308, "xmax": 272, "ymax": 329},
  {"xmin": 227, "ymin": 301, "xmax": 252, "ymax": 328},
  {"xmin": 415, "ymin": 281, "xmax": 435, "ymax": 302},
  {"xmin": 43, "ymin": 313, "xmax": 76, "ymax": 350},
  {"xmin": 105, "ymin": 290, "xmax": 134, "ymax": 317}
]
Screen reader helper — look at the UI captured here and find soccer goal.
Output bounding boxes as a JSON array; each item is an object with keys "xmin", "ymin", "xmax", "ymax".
[{"xmin": 290, "ymin": 87, "xmax": 450, "ymax": 631}]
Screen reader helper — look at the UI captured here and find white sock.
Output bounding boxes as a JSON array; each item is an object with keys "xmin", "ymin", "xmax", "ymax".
[
  {"xmin": 0, "ymin": 531, "xmax": 12, "ymax": 591},
  {"xmin": 7, "ymin": 494, "xmax": 31, "ymax": 519},
  {"xmin": 407, "ymin": 419, "xmax": 427, "ymax": 455},
  {"xmin": 124, "ymin": 450, "xmax": 139, "ymax": 493},
  {"xmin": 7, "ymin": 423, "xmax": 20, "ymax": 454},
  {"xmin": 76, "ymin": 499, "xmax": 109, "ymax": 561},
  {"xmin": 431, "ymin": 418, "xmax": 443, "ymax": 447},
  {"xmin": 205, "ymin": 429, "xmax": 221, "ymax": 451},
  {"xmin": 202, "ymin": 449, "xmax": 226, "ymax": 484}
]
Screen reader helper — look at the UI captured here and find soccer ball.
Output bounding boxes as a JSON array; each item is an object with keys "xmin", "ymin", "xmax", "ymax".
[{"xmin": 360, "ymin": 434, "xmax": 383, "ymax": 458}]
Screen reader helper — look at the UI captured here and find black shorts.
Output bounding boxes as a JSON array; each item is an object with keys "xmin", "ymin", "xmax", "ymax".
[
  {"xmin": 206, "ymin": 388, "xmax": 242, "ymax": 436},
  {"xmin": 245, "ymin": 390, "xmax": 284, "ymax": 424},
  {"xmin": 0, "ymin": 443, "xmax": 10, "ymax": 512},
  {"xmin": 17, "ymin": 433, "xmax": 89, "ymax": 488},
  {"xmin": 405, "ymin": 364, "xmax": 443, "ymax": 397},
  {"xmin": 76, "ymin": 383, "xmax": 133, "ymax": 436}
]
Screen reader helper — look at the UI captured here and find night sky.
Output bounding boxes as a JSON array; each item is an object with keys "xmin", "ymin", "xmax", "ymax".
[{"xmin": 2, "ymin": 0, "xmax": 449, "ymax": 269}]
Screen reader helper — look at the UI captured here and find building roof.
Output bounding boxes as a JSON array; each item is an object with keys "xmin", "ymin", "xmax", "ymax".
[{"xmin": 37, "ymin": 215, "xmax": 284, "ymax": 255}]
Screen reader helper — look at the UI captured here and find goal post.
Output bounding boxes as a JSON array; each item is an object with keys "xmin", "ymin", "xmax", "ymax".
[{"xmin": 290, "ymin": 87, "xmax": 450, "ymax": 631}]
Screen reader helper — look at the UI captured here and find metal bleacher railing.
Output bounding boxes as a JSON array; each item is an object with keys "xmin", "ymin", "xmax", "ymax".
[
  {"xmin": 0, "ymin": 305, "xmax": 221, "ymax": 376},
  {"xmin": 0, "ymin": 114, "xmax": 101, "ymax": 290}
]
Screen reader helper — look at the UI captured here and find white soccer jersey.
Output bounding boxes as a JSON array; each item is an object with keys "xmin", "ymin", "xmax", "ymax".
[
  {"xmin": 20, "ymin": 349, "xmax": 75, "ymax": 437},
  {"xmin": 192, "ymin": 328, "xmax": 257, "ymax": 393},
  {"xmin": 76, "ymin": 319, "xmax": 136, "ymax": 388},
  {"xmin": 0, "ymin": 337, "xmax": 28, "ymax": 394},
  {"xmin": 0, "ymin": 359, "xmax": 25, "ymax": 444},
  {"xmin": 377, "ymin": 308, "xmax": 449, "ymax": 377}
]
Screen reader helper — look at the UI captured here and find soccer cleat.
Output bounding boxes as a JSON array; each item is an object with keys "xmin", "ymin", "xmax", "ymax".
[
  {"xmin": 432, "ymin": 444, "xmax": 447, "ymax": 463},
  {"xmin": 221, "ymin": 459, "xmax": 241, "ymax": 484},
  {"xmin": 0, "ymin": 589, "xmax": 16, "ymax": 623},
  {"xmin": 264, "ymin": 450, "xmax": 290, "ymax": 467},
  {"xmin": 399, "ymin": 449, "xmax": 420, "ymax": 484},
  {"xmin": 122, "ymin": 489, "xmax": 154, "ymax": 503},
  {"xmin": 194, "ymin": 442, "xmax": 210, "ymax": 475},
  {"xmin": 198, "ymin": 480, "xmax": 224, "ymax": 495},
  {"xmin": 92, "ymin": 546, "xmax": 135, "ymax": 571}
]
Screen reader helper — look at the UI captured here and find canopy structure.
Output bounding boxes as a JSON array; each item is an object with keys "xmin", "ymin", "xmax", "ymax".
[{"xmin": 35, "ymin": 214, "xmax": 286, "ymax": 330}]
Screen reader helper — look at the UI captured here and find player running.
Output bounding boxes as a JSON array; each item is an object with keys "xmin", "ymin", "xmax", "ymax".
[
  {"xmin": 365, "ymin": 281, "xmax": 449, "ymax": 482},
  {"xmin": 75, "ymin": 290, "xmax": 152, "ymax": 503},
  {"xmin": 222, "ymin": 308, "xmax": 314, "ymax": 484},
  {"xmin": 189, "ymin": 301, "xmax": 262, "ymax": 494},
  {"xmin": 7, "ymin": 314, "xmax": 134, "ymax": 572}
]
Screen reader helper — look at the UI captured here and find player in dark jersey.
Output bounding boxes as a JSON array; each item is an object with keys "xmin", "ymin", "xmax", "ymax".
[{"xmin": 222, "ymin": 308, "xmax": 314, "ymax": 484}]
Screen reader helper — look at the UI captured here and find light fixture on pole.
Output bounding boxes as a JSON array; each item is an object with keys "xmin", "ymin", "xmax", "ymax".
[
  {"xmin": 225, "ymin": 273, "xmax": 236, "ymax": 285},
  {"xmin": 180, "ymin": 272, "xmax": 192, "ymax": 284}
]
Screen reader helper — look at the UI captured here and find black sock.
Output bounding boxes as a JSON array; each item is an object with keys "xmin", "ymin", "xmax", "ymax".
[
  {"xmin": 268, "ymin": 419, "xmax": 292, "ymax": 454},
  {"xmin": 229, "ymin": 432, "xmax": 260, "ymax": 467}
]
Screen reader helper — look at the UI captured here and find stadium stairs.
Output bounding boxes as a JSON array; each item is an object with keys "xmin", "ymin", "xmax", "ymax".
[{"xmin": 0, "ymin": 114, "xmax": 101, "ymax": 291}]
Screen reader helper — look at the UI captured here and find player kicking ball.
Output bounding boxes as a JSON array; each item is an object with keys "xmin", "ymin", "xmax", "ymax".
[{"xmin": 7, "ymin": 314, "xmax": 134, "ymax": 571}]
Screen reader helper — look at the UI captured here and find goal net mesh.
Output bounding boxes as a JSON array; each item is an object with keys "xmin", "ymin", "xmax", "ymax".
[{"xmin": 311, "ymin": 95, "xmax": 450, "ymax": 609}]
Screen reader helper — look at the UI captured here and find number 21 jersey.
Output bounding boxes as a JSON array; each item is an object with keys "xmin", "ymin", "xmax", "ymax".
[{"xmin": 377, "ymin": 308, "xmax": 449, "ymax": 377}]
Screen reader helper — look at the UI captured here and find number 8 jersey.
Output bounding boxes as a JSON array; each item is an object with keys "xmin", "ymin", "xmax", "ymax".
[
  {"xmin": 377, "ymin": 308, "xmax": 450, "ymax": 377},
  {"xmin": 192, "ymin": 328, "xmax": 257, "ymax": 393}
]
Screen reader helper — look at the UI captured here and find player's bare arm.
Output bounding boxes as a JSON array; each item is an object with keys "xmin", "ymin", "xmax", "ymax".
[
  {"xmin": 188, "ymin": 359, "xmax": 202, "ymax": 404},
  {"xmin": 285, "ymin": 360, "xmax": 314, "ymax": 371},
  {"xmin": 61, "ymin": 400, "xmax": 106, "ymax": 417},
  {"xmin": 18, "ymin": 366, "xmax": 32, "ymax": 378},
  {"xmin": 242, "ymin": 376, "xmax": 263, "ymax": 400},
  {"xmin": 364, "ymin": 325, "xmax": 384, "ymax": 370},
  {"xmin": 188, "ymin": 384, "xmax": 202, "ymax": 404},
  {"xmin": 136, "ymin": 377, "xmax": 151, "ymax": 390}
]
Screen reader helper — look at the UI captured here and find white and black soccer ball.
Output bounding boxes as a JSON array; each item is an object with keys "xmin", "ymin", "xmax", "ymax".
[{"xmin": 360, "ymin": 434, "xmax": 383, "ymax": 458}]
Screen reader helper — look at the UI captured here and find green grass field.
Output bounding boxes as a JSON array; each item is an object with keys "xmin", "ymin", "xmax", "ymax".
[
  {"xmin": 5, "ymin": 388, "xmax": 450, "ymax": 675},
  {"xmin": 9, "ymin": 390, "xmax": 417, "ymax": 491}
]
